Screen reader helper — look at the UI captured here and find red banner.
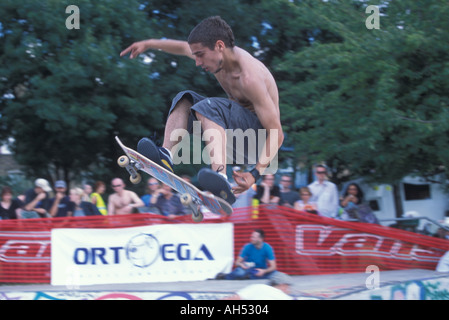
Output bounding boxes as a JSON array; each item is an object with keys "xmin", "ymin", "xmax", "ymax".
[{"xmin": 0, "ymin": 205, "xmax": 448, "ymax": 283}]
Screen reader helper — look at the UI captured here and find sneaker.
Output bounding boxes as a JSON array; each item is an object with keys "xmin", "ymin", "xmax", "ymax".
[
  {"xmin": 197, "ymin": 167, "xmax": 236, "ymax": 205},
  {"xmin": 215, "ymin": 273, "xmax": 227, "ymax": 280},
  {"xmin": 137, "ymin": 137, "xmax": 174, "ymax": 173}
]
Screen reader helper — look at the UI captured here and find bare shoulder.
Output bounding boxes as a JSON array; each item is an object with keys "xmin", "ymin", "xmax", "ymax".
[
  {"xmin": 237, "ymin": 49, "xmax": 278, "ymax": 106},
  {"xmin": 238, "ymin": 48, "xmax": 270, "ymax": 76},
  {"xmin": 238, "ymin": 48, "xmax": 276, "ymax": 88},
  {"xmin": 124, "ymin": 189, "xmax": 138, "ymax": 197}
]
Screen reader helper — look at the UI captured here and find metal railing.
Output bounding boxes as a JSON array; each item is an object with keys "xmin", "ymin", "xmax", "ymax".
[{"xmin": 378, "ymin": 216, "xmax": 449, "ymax": 235}]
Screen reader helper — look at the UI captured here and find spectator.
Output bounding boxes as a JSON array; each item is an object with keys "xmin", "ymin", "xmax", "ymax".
[
  {"xmin": 69, "ymin": 187, "xmax": 101, "ymax": 216},
  {"xmin": 340, "ymin": 183, "xmax": 364, "ymax": 208},
  {"xmin": 107, "ymin": 178, "xmax": 144, "ymax": 215},
  {"xmin": 82, "ymin": 183, "xmax": 93, "ymax": 202},
  {"xmin": 339, "ymin": 183, "xmax": 379, "ymax": 223},
  {"xmin": 231, "ymin": 166, "xmax": 256, "ymax": 208},
  {"xmin": 233, "ymin": 185, "xmax": 257, "ymax": 209},
  {"xmin": 253, "ymin": 174, "xmax": 281, "ymax": 205},
  {"xmin": 49, "ymin": 180, "xmax": 75, "ymax": 217},
  {"xmin": 0, "ymin": 186, "xmax": 23, "ymax": 220},
  {"xmin": 216, "ymin": 229, "xmax": 279, "ymax": 280},
  {"xmin": 150, "ymin": 183, "xmax": 187, "ymax": 218},
  {"xmin": 308, "ymin": 165, "xmax": 339, "ymax": 218},
  {"xmin": 140, "ymin": 177, "xmax": 161, "ymax": 213},
  {"xmin": 22, "ymin": 178, "xmax": 53, "ymax": 218},
  {"xmin": 223, "ymin": 272, "xmax": 294, "ymax": 300},
  {"xmin": 279, "ymin": 174, "xmax": 299, "ymax": 207},
  {"xmin": 90, "ymin": 181, "xmax": 108, "ymax": 216},
  {"xmin": 294, "ymin": 187, "xmax": 318, "ymax": 214}
]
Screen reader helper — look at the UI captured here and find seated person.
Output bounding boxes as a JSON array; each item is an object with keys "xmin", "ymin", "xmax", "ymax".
[
  {"xmin": 0, "ymin": 186, "xmax": 23, "ymax": 220},
  {"xmin": 139, "ymin": 178, "xmax": 162, "ymax": 213},
  {"xmin": 150, "ymin": 184, "xmax": 187, "ymax": 218},
  {"xmin": 294, "ymin": 187, "xmax": 318, "ymax": 214},
  {"xmin": 69, "ymin": 187, "xmax": 101, "ymax": 216},
  {"xmin": 216, "ymin": 229, "xmax": 279, "ymax": 280},
  {"xmin": 49, "ymin": 180, "xmax": 75, "ymax": 217},
  {"xmin": 22, "ymin": 178, "xmax": 52, "ymax": 218},
  {"xmin": 253, "ymin": 174, "xmax": 280, "ymax": 205}
]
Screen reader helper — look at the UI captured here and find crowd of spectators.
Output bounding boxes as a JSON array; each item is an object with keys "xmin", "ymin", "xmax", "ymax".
[
  {"xmin": 0, "ymin": 164, "xmax": 389, "ymax": 223},
  {"xmin": 0, "ymin": 175, "xmax": 193, "ymax": 220}
]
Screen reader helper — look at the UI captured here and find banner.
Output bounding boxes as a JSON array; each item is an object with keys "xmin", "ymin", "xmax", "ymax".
[{"xmin": 51, "ymin": 223, "xmax": 233, "ymax": 285}]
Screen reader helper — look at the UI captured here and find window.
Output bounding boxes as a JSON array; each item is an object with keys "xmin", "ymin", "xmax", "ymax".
[
  {"xmin": 403, "ymin": 183, "xmax": 431, "ymax": 200},
  {"xmin": 368, "ymin": 199, "xmax": 380, "ymax": 211}
]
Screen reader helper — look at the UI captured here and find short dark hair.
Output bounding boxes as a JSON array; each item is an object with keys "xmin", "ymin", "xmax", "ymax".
[
  {"xmin": 254, "ymin": 228, "xmax": 265, "ymax": 239},
  {"xmin": 188, "ymin": 16, "xmax": 235, "ymax": 50}
]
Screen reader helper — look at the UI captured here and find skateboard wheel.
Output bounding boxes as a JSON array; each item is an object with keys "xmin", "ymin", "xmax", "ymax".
[
  {"xmin": 192, "ymin": 211, "xmax": 203, "ymax": 223},
  {"xmin": 130, "ymin": 173, "xmax": 141, "ymax": 184},
  {"xmin": 118, "ymin": 155, "xmax": 129, "ymax": 167},
  {"xmin": 180, "ymin": 193, "xmax": 192, "ymax": 205}
]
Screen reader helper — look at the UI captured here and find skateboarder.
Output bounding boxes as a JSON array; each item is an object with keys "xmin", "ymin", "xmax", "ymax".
[{"xmin": 120, "ymin": 16, "xmax": 284, "ymax": 203}]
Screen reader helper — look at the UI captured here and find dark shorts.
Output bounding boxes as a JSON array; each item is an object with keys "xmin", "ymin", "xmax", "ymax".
[{"xmin": 169, "ymin": 90, "xmax": 265, "ymax": 166}]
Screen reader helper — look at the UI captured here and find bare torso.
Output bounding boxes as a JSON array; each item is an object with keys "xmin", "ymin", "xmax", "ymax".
[
  {"xmin": 109, "ymin": 190, "xmax": 135, "ymax": 215},
  {"xmin": 214, "ymin": 47, "xmax": 279, "ymax": 114}
]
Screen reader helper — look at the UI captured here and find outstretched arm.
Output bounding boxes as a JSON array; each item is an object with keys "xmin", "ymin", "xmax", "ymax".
[{"xmin": 120, "ymin": 39, "xmax": 195, "ymax": 59}]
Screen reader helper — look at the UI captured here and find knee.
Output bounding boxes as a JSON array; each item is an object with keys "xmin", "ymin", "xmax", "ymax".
[{"xmin": 174, "ymin": 97, "xmax": 193, "ymax": 111}]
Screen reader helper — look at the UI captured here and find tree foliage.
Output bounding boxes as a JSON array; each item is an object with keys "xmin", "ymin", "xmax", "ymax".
[
  {"xmin": 0, "ymin": 0, "xmax": 166, "ymax": 185},
  {"xmin": 274, "ymin": 0, "xmax": 449, "ymax": 186}
]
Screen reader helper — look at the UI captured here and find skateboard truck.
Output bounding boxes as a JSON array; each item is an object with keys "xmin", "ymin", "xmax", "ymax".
[
  {"xmin": 117, "ymin": 155, "xmax": 142, "ymax": 184},
  {"xmin": 180, "ymin": 193, "xmax": 204, "ymax": 222}
]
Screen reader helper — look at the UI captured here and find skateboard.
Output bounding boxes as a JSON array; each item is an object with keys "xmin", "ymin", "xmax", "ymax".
[{"xmin": 115, "ymin": 136, "xmax": 233, "ymax": 222}]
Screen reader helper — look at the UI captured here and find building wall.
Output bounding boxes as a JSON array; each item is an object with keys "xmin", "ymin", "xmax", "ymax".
[{"xmin": 0, "ymin": 154, "xmax": 22, "ymax": 176}]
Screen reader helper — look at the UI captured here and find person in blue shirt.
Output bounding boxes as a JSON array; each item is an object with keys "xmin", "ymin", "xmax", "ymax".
[
  {"xmin": 49, "ymin": 180, "xmax": 75, "ymax": 217},
  {"xmin": 141, "ymin": 178, "xmax": 161, "ymax": 207},
  {"xmin": 216, "ymin": 229, "xmax": 279, "ymax": 280}
]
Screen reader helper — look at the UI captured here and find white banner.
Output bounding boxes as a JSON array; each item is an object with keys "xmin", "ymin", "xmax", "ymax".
[{"xmin": 51, "ymin": 223, "xmax": 233, "ymax": 286}]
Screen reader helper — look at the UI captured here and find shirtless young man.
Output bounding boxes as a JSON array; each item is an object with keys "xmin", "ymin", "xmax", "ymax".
[
  {"xmin": 107, "ymin": 178, "xmax": 144, "ymax": 215},
  {"xmin": 120, "ymin": 16, "xmax": 283, "ymax": 202}
]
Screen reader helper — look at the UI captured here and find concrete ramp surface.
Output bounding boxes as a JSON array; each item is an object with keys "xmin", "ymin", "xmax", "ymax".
[{"xmin": 1, "ymin": 269, "xmax": 448, "ymax": 300}]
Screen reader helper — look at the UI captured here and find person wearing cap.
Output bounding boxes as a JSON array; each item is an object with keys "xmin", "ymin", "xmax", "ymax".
[
  {"xmin": 22, "ymin": 178, "xmax": 53, "ymax": 218},
  {"xmin": 49, "ymin": 180, "xmax": 75, "ymax": 217},
  {"xmin": 223, "ymin": 272, "xmax": 294, "ymax": 300}
]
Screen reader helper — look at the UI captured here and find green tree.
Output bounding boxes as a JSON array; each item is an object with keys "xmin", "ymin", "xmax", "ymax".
[
  {"xmin": 274, "ymin": 0, "xmax": 449, "ymax": 187},
  {"xmin": 0, "ymin": 0, "xmax": 166, "ymax": 186}
]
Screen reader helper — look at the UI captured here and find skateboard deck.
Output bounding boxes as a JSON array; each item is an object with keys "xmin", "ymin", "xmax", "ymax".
[{"xmin": 115, "ymin": 136, "xmax": 233, "ymax": 222}]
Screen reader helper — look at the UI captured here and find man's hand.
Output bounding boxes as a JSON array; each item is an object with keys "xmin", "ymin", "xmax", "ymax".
[
  {"xmin": 232, "ymin": 171, "xmax": 255, "ymax": 194},
  {"xmin": 120, "ymin": 40, "xmax": 150, "ymax": 59},
  {"xmin": 254, "ymin": 268, "xmax": 266, "ymax": 277},
  {"xmin": 36, "ymin": 192, "xmax": 47, "ymax": 201},
  {"xmin": 55, "ymin": 191, "xmax": 65, "ymax": 201}
]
